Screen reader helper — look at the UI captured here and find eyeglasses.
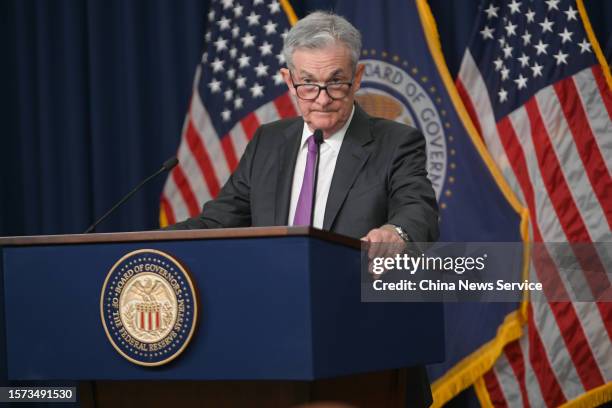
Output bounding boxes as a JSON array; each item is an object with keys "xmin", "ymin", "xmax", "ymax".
[{"xmin": 289, "ymin": 72, "xmax": 353, "ymax": 101}]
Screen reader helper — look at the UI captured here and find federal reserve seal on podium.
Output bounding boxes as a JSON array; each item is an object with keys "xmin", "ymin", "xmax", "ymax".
[{"xmin": 100, "ymin": 249, "xmax": 198, "ymax": 366}]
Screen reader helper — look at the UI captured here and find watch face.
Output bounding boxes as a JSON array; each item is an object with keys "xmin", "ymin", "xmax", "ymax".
[{"xmin": 396, "ymin": 227, "xmax": 411, "ymax": 242}]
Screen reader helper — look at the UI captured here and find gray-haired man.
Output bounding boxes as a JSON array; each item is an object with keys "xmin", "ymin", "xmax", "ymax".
[
  {"xmin": 170, "ymin": 12, "xmax": 438, "ymax": 405},
  {"xmin": 172, "ymin": 11, "xmax": 438, "ymax": 244}
]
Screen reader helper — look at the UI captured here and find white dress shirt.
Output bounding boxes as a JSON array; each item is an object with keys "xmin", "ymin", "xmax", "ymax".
[{"xmin": 288, "ymin": 106, "xmax": 355, "ymax": 229}]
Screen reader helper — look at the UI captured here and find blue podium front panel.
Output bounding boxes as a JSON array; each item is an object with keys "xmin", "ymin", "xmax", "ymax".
[
  {"xmin": 308, "ymin": 239, "xmax": 444, "ymax": 378},
  {"xmin": 2, "ymin": 234, "xmax": 444, "ymax": 381},
  {"xmin": 3, "ymin": 237, "xmax": 314, "ymax": 380}
]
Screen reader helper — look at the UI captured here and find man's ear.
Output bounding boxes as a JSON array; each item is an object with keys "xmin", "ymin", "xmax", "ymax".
[
  {"xmin": 280, "ymin": 68, "xmax": 296, "ymax": 96},
  {"xmin": 352, "ymin": 63, "xmax": 366, "ymax": 92}
]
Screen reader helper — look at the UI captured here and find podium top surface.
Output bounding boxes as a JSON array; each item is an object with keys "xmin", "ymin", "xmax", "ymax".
[{"xmin": 0, "ymin": 226, "xmax": 361, "ymax": 249}]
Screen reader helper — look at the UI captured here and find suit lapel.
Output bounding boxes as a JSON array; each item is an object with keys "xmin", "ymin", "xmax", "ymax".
[
  {"xmin": 274, "ymin": 119, "xmax": 303, "ymax": 225},
  {"xmin": 323, "ymin": 105, "xmax": 373, "ymax": 230}
]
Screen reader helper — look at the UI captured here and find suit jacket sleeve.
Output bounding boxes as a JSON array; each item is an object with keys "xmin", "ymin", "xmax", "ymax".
[
  {"xmin": 385, "ymin": 126, "xmax": 439, "ymax": 242},
  {"xmin": 165, "ymin": 127, "xmax": 262, "ymax": 230}
]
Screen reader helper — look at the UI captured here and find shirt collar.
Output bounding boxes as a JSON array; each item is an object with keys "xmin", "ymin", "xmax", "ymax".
[{"xmin": 299, "ymin": 105, "xmax": 355, "ymax": 154}]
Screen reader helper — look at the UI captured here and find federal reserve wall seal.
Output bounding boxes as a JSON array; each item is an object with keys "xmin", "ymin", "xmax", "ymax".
[
  {"xmin": 100, "ymin": 249, "xmax": 198, "ymax": 366},
  {"xmin": 357, "ymin": 54, "xmax": 455, "ymax": 209}
]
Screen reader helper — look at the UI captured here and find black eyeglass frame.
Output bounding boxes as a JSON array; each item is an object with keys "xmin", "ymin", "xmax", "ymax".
[{"xmin": 289, "ymin": 71, "xmax": 354, "ymax": 101}]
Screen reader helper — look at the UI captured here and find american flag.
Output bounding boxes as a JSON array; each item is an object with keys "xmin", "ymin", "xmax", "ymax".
[
  {"xmin": 160, "ymin": 0, "xmax": 298, "ymax": 226},
  {"xmin": 456, "ymin": 0, "xmax": 612, "ymax": 406}
]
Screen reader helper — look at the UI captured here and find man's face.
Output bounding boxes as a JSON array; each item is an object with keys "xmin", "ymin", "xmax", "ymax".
[{"xmin": 281, "ymin": 43, "xmax": 365, "ymax": 137}]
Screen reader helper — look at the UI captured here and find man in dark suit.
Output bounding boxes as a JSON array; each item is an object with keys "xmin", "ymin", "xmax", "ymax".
[
  {"xmin": 170, "ymin": 11, "xmax": 438, "ymax": 247},
  {"xmin": 169, "ymin": 11, "xmax": 438, "ymax": 407}
]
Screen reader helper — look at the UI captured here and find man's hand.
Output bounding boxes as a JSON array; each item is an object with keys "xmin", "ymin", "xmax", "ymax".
[
  {"xmin": 361, "ymin": 224, "xmax": 406, "ymax": 260},
  {"xmin": 361, "ymin": 225, "xmax": 407, "ymax": 279}
]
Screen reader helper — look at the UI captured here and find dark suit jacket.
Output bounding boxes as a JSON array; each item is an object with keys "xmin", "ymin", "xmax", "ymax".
[{"xmin": 170, "ymin": 104, "xmax": 439, "ymax": 242}]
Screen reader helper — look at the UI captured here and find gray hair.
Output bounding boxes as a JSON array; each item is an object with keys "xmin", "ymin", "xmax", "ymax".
[{"xmin": 282, "ymin": 11, "xmax": 362, "ymax": 73}]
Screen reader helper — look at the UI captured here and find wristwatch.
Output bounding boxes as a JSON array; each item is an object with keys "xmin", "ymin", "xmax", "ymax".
[{"xmin": 389, "ymin": 224, "xmax": 411, "ymax": 242}]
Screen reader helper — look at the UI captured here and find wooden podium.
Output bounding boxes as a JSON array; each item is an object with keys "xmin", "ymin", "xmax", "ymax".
[{"xmin": 0, "ymin": 227, "xmax": 444, "ymax": 407}]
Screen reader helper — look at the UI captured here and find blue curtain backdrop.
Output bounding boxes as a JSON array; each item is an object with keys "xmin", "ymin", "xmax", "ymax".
[{"xmin": 1, "ymin": 0, "xmax": 610, "ymax": 236}]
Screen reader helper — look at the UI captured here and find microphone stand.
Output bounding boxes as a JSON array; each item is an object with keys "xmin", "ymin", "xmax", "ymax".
[{"xmin": 84, "ymin": 157, "xmax": 178, "ymax": 233}]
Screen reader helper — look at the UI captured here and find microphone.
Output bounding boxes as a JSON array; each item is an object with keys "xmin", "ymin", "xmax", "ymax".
[
  {"xmin": 310, "ymin": 129, "xmax": 324, "ymax": 227},
  {"xmin": 84, "ymin": 156, "xmax": 179, "ymax": 233}
]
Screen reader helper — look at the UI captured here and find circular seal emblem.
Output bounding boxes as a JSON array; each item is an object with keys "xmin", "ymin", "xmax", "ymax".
[
  {"xmin": 100, "ymin": 249, "xmax": 198, "ymax": 366},
  {"xmin": 357, "ymin": 57, "xmax": 451, "ymax": 202}
]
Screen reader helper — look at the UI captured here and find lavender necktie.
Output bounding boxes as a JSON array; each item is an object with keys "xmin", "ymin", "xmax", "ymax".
[{"xmin": 293, "ymin": 135, "xmax": 318, "ymax": 226}]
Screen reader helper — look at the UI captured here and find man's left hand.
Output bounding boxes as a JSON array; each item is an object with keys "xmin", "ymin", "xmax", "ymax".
[{"xmin": 361, "ymin": 225, "xmax": 406, "ymax": 260}]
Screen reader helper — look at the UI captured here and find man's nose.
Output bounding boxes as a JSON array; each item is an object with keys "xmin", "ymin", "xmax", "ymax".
[{"xmin": 315, "ymin": 87, "xmax": 332, "ymax": 105}]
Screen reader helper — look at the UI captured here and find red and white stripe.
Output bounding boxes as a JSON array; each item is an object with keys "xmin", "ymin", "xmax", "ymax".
[
  {"xmin": 137, "ymin": 309, "xmax": 160, "ymax": 332},
  {"xmin": 458, "ymin": 49, "xmax": 612, "ymax": 406},
  {"xmin": 160, "ymin": 77, "xmax": 298, "ymax": 225}
]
